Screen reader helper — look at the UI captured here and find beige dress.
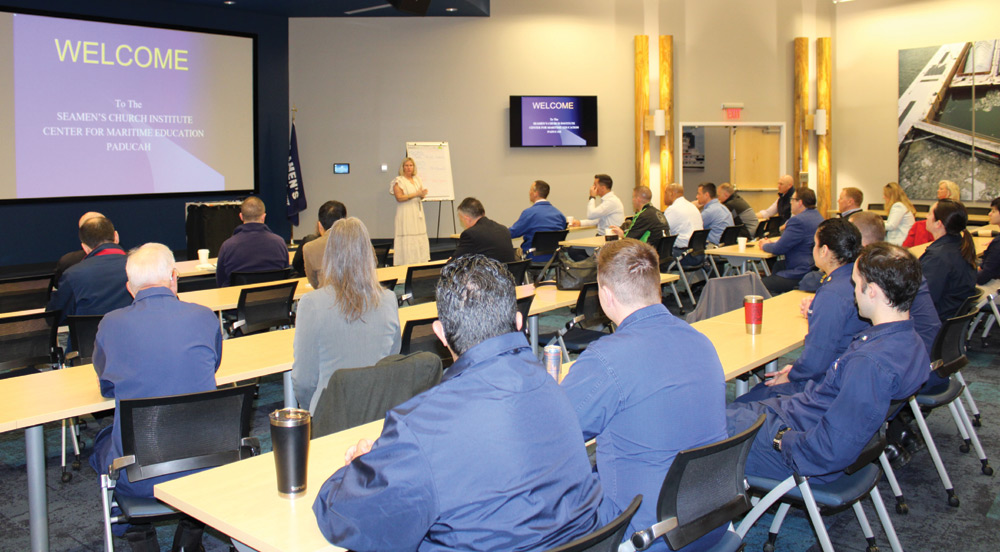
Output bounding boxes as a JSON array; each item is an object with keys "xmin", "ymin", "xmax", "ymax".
[{"xmin": 390, "ymin": 176, "xmax": 431, "ymax": 266}]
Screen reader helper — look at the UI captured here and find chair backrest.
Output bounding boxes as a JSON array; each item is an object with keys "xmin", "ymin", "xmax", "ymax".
[
  {"xmin": 311, "ymin": 352, "xmax": 443, "ymax": 438},
  {"xmin": 400, "ymin": 317, "xmax": 452, "ymax": 367},
  {"xmin": 230, "ymin": 267, "xmax": 293, "ymax": 286},
  {"xmin": 685, "ymin": 229, "xmax": 710, "ymax": 255},
  {"xmin": 685, "ymin": 272, "xmax": 771, "ymax": 323},
  {"xmin": 176, "ymin": 275, "xmax": 218, "ymax": 293},
  {"xmin": 0, "ymin": 274, "xmax": 55, "ymax": 314},
  {"xmin": 966, "ymin": 206, "xmax": 990, "ymax": 216},
  {"xmin": 67, "ymin": 315, "xmax": 104, "ymax": 365},
  {"xmin": 234, "ymin": 281, "xmax": 298, "ymax": 337},
  {"xmin": 507, "ymin": 259, "xmax": 531, "ymax": 285},
  {"xmin": 752, "ymin": 220, "xmax": 770, "ymax": 240},
  {"xmin": 649, "ymin": 414, "xmax": 765, "ymax": 551},
  {"xmin": 379, "ymin": 278, "xmax": 398, "ymax": 291},
  {"xmin": 404, "ymin": 265, "xmax": 444, "ymax": 306},
  {"xmin": 516, "ymin": 294, "xmax": 534, "ymax": 336},
  {"xmin": 867, "ymin": 203, "xmax": 885, "ymax": 212},
  {"xmin": 0, "ymin": 310, "xmax": 61, "ymax": 374},
  {"xmin": 118, "ymin": 385, "xmax": 256, "ymax": 483},
  {"xmin": 574, "ymin": 282, "xmax": 609, "ymax": 330},
  {"xmin": 930, "ymin": 310, "xmax": 977, "ymax": 378},
  {"xmin": 544, "ymin": 495, "xmax": 643, "ymax": 552},
  {"xmin": 657, "ymin": 234, "xmax": 679, "ymax": 267},
  {"xmin": 914, "ymin": 203, "xmax": 930, "ymax": 213},
  {"xmin": 532, "ymin": 230, "xmax": 570, "ymax": 256},
  {"xmin": 372, "ymin": 243, "xmax": 392, "ymax": 268},
  {"xmin": 719, "ymin": 226, "xmax": 740, "ymax": 247},
  {"xmin": 955, "ymin": 289, "xmax": 984, "ymax": 317},
  {"xmin": 764, "ymin": 216, "xmax": 782, "ymax": 237}
]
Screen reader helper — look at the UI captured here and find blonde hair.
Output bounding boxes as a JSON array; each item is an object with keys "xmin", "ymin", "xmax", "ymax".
[
  {"xmin": 398, "ymin": 157, "xmax": 418, "ymax": 177},
  {"xmin": 883, "ymin": 182, "xmax": 916, "ymax": 216},
  {"xmin": 939, "ymin": 180, "xmax": 960, "ymax": 200},
  {"xmin": 319, "ymin": 217, "xmax": 382, "ymax": 322}
]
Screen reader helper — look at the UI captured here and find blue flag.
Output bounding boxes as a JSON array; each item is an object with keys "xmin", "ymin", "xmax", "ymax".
[{"xmin": 286, "ymin": 124, "xmax": 307, "ymax": 225}]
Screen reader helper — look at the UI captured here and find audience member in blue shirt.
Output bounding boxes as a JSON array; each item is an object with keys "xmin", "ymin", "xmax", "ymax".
[
  {"xmin": 562, "ymin": 239, "xmax": 729, "ymax": 551},
  {"xmin": 920, "ymin": 199, "xmax": 977, "ymax": 323},
  {"xmin": 88, "ymin": 243, "xmax": 222, "ymax": 549},
  {"xmin": 215, "ymin": 196, "xmax": 289, "ymax": 286},
  {"xmin": 737, "ymin": 219, "xmax": 868, "ymax": 403},
  {"xmin": 313, "ymin": 255, "xmax": 602, "ymax": 551},
  {"xmin": 696, "ymin": 183, "xmax": 735, "ymax": 245},
  {"xmin": 509, "ymin": 180, "xmax": 567, "ymax": 261},
  {"xmin": 976, "ymin": 197, "xmax": 1000, "ymax": 285},
  {"xmin": 727, "ymin": 243, "xmax": 929, "ymax": 483},
  {"xmin": 47, "ymin": 216, "xmax": 132, "ymax": 324},
  {"xmin": 759, "ymin": 187, "xmax": 824, "ymax": 295}
]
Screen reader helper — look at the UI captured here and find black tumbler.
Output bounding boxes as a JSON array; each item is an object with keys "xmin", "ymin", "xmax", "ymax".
[{"xmin": 269, "ymin": 408, "xmax": 311, "ymax": 499}]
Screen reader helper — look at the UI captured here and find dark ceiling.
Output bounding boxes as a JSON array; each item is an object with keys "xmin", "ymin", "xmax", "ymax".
[{"xmin": 164, "ymin": 0, "xmax": 489, "ymax": 17}]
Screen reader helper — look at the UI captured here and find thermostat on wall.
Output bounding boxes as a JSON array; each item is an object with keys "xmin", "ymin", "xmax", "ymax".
[{"xmin": 333, "ymin": 163, "xmax": 350, "ymax": 174}]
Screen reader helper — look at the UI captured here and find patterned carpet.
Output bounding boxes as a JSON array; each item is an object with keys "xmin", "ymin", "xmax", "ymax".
[{"xmin": 1, "ymin": 309, "xmax": 998, "ymax": 551}]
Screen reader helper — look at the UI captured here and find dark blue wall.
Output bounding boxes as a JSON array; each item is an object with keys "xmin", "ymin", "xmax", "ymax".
[{"xmin": 0, "ymin": 0, "xmax": 289, "ymax": 267}]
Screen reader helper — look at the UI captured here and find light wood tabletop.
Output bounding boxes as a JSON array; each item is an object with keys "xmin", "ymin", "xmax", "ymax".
[
  {"xmin": 177, "ymin": 252, "xmax": 297, "ymax": 279},
  {"xmin": 155, "ymin": 419, "xmax": 385, "ymax": 552},
  {"xmin": 449, "ymin": 224, "xmax": 596, "ymax": 240},
  {"xmin": 907, "ymin": 235, "xmax": 993, "ymax": 258},
  {"xmin": 559, "ymin": 235, "xmax": 612, "ymax": 248},
  {"xmin": 704, "ymin": 243, "xmax": 775, "ymax": 260}
]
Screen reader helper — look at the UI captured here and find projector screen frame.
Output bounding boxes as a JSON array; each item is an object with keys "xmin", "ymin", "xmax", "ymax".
[{"xmin": 0, "ymin": 6, "xmax": 260, "ymax": 206}]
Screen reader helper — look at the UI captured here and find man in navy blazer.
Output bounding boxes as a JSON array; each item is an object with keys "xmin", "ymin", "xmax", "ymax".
[
  {"xmin": 452, "ymin": 197, "xmax": 516, "ymax": 263},
  {"xmin": 47, "ymin": 215, "xmax": 132, "ymax": 324},
  {"xmin": 759, "ymin": 187, "xmax": 824, "ymax": 295}
]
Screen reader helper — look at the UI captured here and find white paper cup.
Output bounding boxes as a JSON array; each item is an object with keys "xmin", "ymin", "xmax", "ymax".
[
  {"xmin": 737, "ymin": 237, "xmax": 747, "ymax": 251},
  {"xmin": 566, "ymin": 215, "xmax": 576, "ymax": 225},
  {"xmin": 197, "ymin": 249, "xmax": 210, "ymax": 263}
]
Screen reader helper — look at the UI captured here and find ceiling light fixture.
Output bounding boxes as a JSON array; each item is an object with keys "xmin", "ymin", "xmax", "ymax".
[{"xmin": 445, "ymin": 7, "xmax": 458, "ymax": 12}]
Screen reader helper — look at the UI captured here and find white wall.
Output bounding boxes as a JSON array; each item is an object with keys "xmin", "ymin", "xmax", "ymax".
[
  {"xmin": 834, "ymin": 0, "xmax": 1000, "ymax": 207},
  {"xmin": 288, "ymin": 0, "xmax": 835, "ymax": 238}
]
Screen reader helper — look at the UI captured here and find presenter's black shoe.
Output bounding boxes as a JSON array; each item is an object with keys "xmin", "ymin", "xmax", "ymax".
[
  {"xmin": 172, "ymin": 516, "xmax": 206, "ymax": 552},
  {"xmin": 125, "ymin": 524, "xmax": 158, "ymax": 552}
]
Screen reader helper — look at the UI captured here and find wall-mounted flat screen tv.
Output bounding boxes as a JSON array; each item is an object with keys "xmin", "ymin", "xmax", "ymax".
[
  {"xmin": 509, "ymin": 95, "xmax": 597, "ymax": 147},
  {"xmin": 0, "ymin": 9, "xmax": 257, "ymax": 203}
]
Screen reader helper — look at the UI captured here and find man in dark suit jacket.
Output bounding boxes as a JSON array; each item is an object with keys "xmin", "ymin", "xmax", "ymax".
[
  {"xmin": 453, "ymin": 197, "xmax": 516, "ymax": 263},
  {"xmin": 47, "ymin": 216, "xmax": 132, "ymax": 324}
]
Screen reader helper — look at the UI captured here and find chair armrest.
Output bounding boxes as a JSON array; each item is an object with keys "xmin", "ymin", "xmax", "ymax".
[
  {"xmin": 108, "ymin": 455, "xmax": 136, "ymax": 479},
  {"xmin": 241, "ymin": 437, "xmax": 261, "ymax": 458},
  {"xmin": 626, "ymin": 517, "xmax": 678, "ymax": 552},
  {"xmin": 64, "ymin": 351, "xmax": 79, "ymax": 365}
]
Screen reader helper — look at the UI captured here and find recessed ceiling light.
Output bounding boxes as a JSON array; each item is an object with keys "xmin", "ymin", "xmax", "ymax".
[
  {"xmin": 223, "ymin": 1, "xmax": 236, "ymax": 5},
  {"xmin": 445, "ymin": 8, "xmax": 458, "ymax": 12}
]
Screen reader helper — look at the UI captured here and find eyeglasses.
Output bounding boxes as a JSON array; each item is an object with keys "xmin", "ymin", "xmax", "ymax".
[{"xmin": 791, "ymin": 196, "xmax": 800, "ymax": 201}]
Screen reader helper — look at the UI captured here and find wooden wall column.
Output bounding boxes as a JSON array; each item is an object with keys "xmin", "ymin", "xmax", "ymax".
[
  {"xmin": 817, "ymin": 37, "xmax": 832, "ymax": 217},
  {"xmin": 635, "ymin": 36, "xmax": 650, "ymax": 190},
  {"xmin": 793, "ymin": 38, "xmax": 809, "ymax": 189},
  {"xmin": 660, "ymin": 35, "xmax": 673, "ymax": 205}
]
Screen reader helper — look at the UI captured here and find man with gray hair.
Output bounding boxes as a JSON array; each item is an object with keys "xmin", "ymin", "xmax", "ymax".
[
  {"xmin": 89, "ymin": 243, "xmax": 222, "ymax": 551},
  {"xmin": 452, "ymin": 197, "xmax": 516, "ymax": 262},
  {"xmin": 718, "ymin": 182, "xmax": 759, "ymax": 237}
]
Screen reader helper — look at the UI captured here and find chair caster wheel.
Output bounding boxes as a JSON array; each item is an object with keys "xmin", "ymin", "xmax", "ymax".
[
  {"xmin": 982, "ymin": 462, "xmax": 993, "ymax": 476},
  {"xmin": 947, "ymin": 492, "xmax": 960, "ymax": 507},
  {"xmin": 61, "ymin": 471, "xmax": 71, "ymax": 483},
  {"xmin": 973, "ymin": 415, "xmax": 982, "ymax": 428},
  {"xmin": 895, "ymin": 502, "xmax": 908, "ymax": 515},
  {"xmin": 72, "ymin": 460, "xmax": 81, "ymax": 470},
  {"xmin": 762, "ymin": 544, "xmax": 775, "ymax": 552},
  {"xmin": 79, "ymin": 438, "xmax": 86, "ymax": 450},
  {"xmin": 866, "ymin": 545, "xmax": 880, "ymax": 552},
  {"xmin": 960, "ymin": 443, "xmax": 970, "ymax": 454}
]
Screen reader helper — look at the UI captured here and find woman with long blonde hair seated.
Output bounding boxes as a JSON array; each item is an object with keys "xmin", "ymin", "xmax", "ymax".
[
  {"xmin": 883, "ymin": 182, "xmax": 916, "ymax": 245},
  {"xmin": 292, "ymin": 217, "xmax": 401, "ymax": 413}
]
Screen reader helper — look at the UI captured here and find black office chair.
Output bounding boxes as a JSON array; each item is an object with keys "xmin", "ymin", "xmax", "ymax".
[
  {"xmin": 99, "ymin": 385, "xmax": 259, "ymax": 552},
  {"xmin": 544, "ymin": 495, "xmax": 643, "ymax": 552},
  {"xmin": 753, "ymin": 216, "xmax": 783, "ymax": 240},
  {"xmin": 230, "ymin": 267, "xmax": 293, "ymax": 286},
  {"xmin": 372, "ymin": 242, "xmax": 392, "ymax": 268},
  {"xmin": 312, "ymin": 352, "xmax": 442, "ymax": 438},
  {"xmin": 401, "ymin": 316, "xmax": 452, "ymax": 369},
  {"xmin": 539, "ymin": 282, "xmax": 611, "ymax": 361},
  {"xmin": 402, "ymin": 264, "xmax": 443, "ymax": 306},
  {"xmin": 0, "ymin": 310, "xmax": 62, "ymax": 377},
  {"xmin": 379, "ymin": 278, "xmax": 398, "ymax": 291},
  {"xmin": 516, "ymin": 294, "xmax": 535, "ymax": 337},
  {"xmin": 655, "ymin": 234, "xmax": 685, "ymax": 312},
  {"xmin": 737, "ymin": 424, "xmax": 904, "ymax": 552},
  {"xmin": 231, "ymin": 281, "xmax": 298, "ymax": 337},
  {"xmin": 709, "ymin": 226, "xmax": 742, "ymax": 277},
  {"xmin": 0, "ymin": 273, "xmax": 55, "ymax": 313},
  {"xmin": 625, "ymin": 414, "xmax": 765, "ymax": 552},
  {"xmin": 665, "ymin": 229, "xmax": 710, "ymax": 307},
  {"xmin": 66, "ymin": 315, "xmax": 104, "ymax": 366},
  {"xmin": 529, "ymin": 230, "xmax": 570, "ymax": 281},
  {"xmin": 867, "ymin": 202, "xmax": 885, "ymax": 212},
  {"xmin": 506, "ymin": 259, "xmax": 531, "ymax": 286},
  {"xmin": 176, "ymin": 275, "xmax": 217, "ymax": 293}
]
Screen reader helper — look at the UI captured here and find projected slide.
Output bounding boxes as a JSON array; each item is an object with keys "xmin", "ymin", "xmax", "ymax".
[
  {"xmin": 0, "ymin": 12, "xmax": 255, "ymax": 201},
  {"xmin": 521, "ymin": 96, "xmax": 588, "ymax": 146}
]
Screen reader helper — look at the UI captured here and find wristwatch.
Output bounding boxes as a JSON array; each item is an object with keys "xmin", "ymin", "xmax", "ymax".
[{"xmin": 772, "ymin": 427, "xmax": 791, "ymax": 452}]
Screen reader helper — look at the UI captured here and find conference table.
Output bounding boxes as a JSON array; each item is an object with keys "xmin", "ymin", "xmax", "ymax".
[
  {"xmin": 703, "ymin": 243, "xmax": 775, "ymax": 277},
  {"xmin": 448, "ymin": 223, "xmax": 596, "ymax": 240},
  {"xmin": 907, "ymin": 234, "xmax": 993, "ymax": 258},
  {"xmin": 151, "ymin": 290, "xmax": 812, "ymax": 552},
  {"xmin": 176, "ymin": 251, "xmax": 298, "ymax": 279},
  {"xmin": 559, "ymin": 235, "xmax": 613, "ymax": 248}
]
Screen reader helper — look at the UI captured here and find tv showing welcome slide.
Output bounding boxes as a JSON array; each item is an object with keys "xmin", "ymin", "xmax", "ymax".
[
  {"xmin": 509, "ymin": 95, "xmax": 598, "ymax": 147},
  {"xmin": 0, "ymin": 10, "xmax": 256, "ymax": 202}
]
